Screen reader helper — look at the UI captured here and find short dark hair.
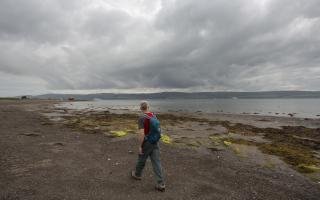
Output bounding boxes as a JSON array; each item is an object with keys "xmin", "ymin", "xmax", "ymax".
[{"xmin": 140, "ymin": 101, "xmax": 149, "ymax": 111}]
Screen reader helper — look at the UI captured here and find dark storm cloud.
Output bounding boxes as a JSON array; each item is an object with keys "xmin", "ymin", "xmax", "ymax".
[{"xmin": 0, "ymin": 0, "xmax": 320, "ymax": 96}]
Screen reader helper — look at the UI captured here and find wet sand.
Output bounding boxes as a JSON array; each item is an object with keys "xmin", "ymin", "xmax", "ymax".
[{"xmin": 1, "ymin": 100, "xmax": 320, "ymax": 200}]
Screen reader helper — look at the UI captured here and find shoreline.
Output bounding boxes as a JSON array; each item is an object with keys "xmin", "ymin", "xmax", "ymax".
[
  {"xmin": 54, "ymin": 99, "xmax": 320, "ymax": 119},
  {"xmin": 52, "ymin": 100, "xmax": 320, "ymax": 129}
]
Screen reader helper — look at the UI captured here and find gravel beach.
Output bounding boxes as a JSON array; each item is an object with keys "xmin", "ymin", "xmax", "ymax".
[{"xmin": 1, "ymin": 100, "xmax": 320, "ymax": 200}]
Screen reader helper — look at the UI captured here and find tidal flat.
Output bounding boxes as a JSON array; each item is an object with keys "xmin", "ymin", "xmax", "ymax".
[{"xmin": 49, "ymin": 102, "xmax": 320, "ymax": 180}]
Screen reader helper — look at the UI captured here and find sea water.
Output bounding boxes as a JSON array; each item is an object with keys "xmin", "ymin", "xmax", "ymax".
[{"xmin": 55, "ymin": 98, "xmax": 320, "ymax": 119}]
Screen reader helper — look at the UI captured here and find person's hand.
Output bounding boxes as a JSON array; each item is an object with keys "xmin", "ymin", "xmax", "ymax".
[{"xmin": 139, "ymin": 147, "xmax": 143, "ymax": 155}]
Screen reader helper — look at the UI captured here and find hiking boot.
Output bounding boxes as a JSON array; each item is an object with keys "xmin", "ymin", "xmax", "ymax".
[
  {"xmin": 131, "ymin": 170, "xmax": 142, "ymax": 180},
  {"xmin": 155, "ymin": 183, "xmax": 165, "ymax": 192}
]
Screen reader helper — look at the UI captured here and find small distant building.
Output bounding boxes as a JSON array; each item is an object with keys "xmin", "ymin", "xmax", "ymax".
[
  {"xmin": 68, "ymin": 97, "xmax": 75, "ymax": 101},
  {"xmin": 20, "ymin": 95, "xmax": 32, "ymax": 100}
]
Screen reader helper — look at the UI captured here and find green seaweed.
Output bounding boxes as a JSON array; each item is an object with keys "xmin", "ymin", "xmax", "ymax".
[
  {"xmin": 297, "ymin": 164, "xmax": 320, "ymax": 173},
  {"xmin": 161, "ymin": 134, "xmax": 172, "ymax": 144},
  {"xmin": 260, "ymin": 162, "xmax": 276, "ymax": 170},
  {"xmin": 223, "ymin": 141, "xmax": 232, "ymax": 146},
  {"xmin": 259, "ymin": 143, "xmax": 319, "ymax": 173},
  {"xmin": 110, "ymin": 130, "xmax": 128, "ymax": 137},
  {"xmin": 209, "ymin": 136, "xmax": 223, "ymax": 145},
  {"xmin": 224, "ymin": 138, "xmax": 258, "ymax": 146}
]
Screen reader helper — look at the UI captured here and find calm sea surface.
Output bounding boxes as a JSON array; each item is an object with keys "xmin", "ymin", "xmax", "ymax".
[{"xmin": 56, "ymin": 99, "xmax": 320, "ymax": 119}]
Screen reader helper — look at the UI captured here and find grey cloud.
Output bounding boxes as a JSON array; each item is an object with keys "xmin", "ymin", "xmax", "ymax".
[
  {"xmin": 0, "ymin": 0, "xmax": 75, "ymax": 44},
  {"xmin": 0, "ymin": 0, "xmax": 320, "ymax": 96},
  {"xmin": 83, "ymin": 8, "xmax": 132, "ymax": 38}
]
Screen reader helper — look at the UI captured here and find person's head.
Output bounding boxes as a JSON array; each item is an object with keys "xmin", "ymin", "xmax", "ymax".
[{"xmin": 140, "ymin": 101, "xmax": 149, "ymax": 112}]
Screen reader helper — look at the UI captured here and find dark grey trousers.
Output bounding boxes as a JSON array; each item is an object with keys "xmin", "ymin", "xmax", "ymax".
[{"xmin": 135, "ymin": 141, "xmax": 164, "ymax": 184}]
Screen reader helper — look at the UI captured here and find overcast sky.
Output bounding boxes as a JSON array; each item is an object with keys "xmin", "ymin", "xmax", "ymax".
[{"xmin": 0, "ymin": 0, "xmax": 319, "ymax": 96}]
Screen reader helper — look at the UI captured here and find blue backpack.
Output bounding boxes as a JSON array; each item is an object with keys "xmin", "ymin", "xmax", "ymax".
[{"xmin": 144, "ymin": 114, "xmax": 161, "ymax": 144}]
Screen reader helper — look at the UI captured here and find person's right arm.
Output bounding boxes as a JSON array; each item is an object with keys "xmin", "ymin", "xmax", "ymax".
[
  {"xmin": 138, "ymin": 129, "xmax": 144, "ymax": 154},
  {"xmin": 138, "ymin": 117, "xmax": 145, "ymax": 154}
]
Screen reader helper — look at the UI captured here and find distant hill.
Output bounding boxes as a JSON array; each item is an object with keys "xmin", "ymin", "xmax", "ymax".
[{"xmin": 33, "ymin": 91, "xmax": 320, "ymax": 100}]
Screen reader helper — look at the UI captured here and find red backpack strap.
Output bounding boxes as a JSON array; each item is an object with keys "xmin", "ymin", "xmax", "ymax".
[
  {"xmin": 143, "ymin": 114, "xmax": 151, "ymax": 119},
  {"xmin": 144, "ymin": 112, "xmax": 154, "ymax": 119},
  {"xmin": 143, "ymin": 112, "xmax": 153, "ymax": 135}
]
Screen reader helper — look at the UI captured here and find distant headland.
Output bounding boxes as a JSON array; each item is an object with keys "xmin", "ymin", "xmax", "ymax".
[{"xmin": 32, "ymin": 91, "xmax": 320, "ymax": 100}]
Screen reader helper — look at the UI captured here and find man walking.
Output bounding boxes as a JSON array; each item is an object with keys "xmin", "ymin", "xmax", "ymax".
[{"xmin": 131, "ymin": 101, "xmax": 165, "ymax": 192}]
